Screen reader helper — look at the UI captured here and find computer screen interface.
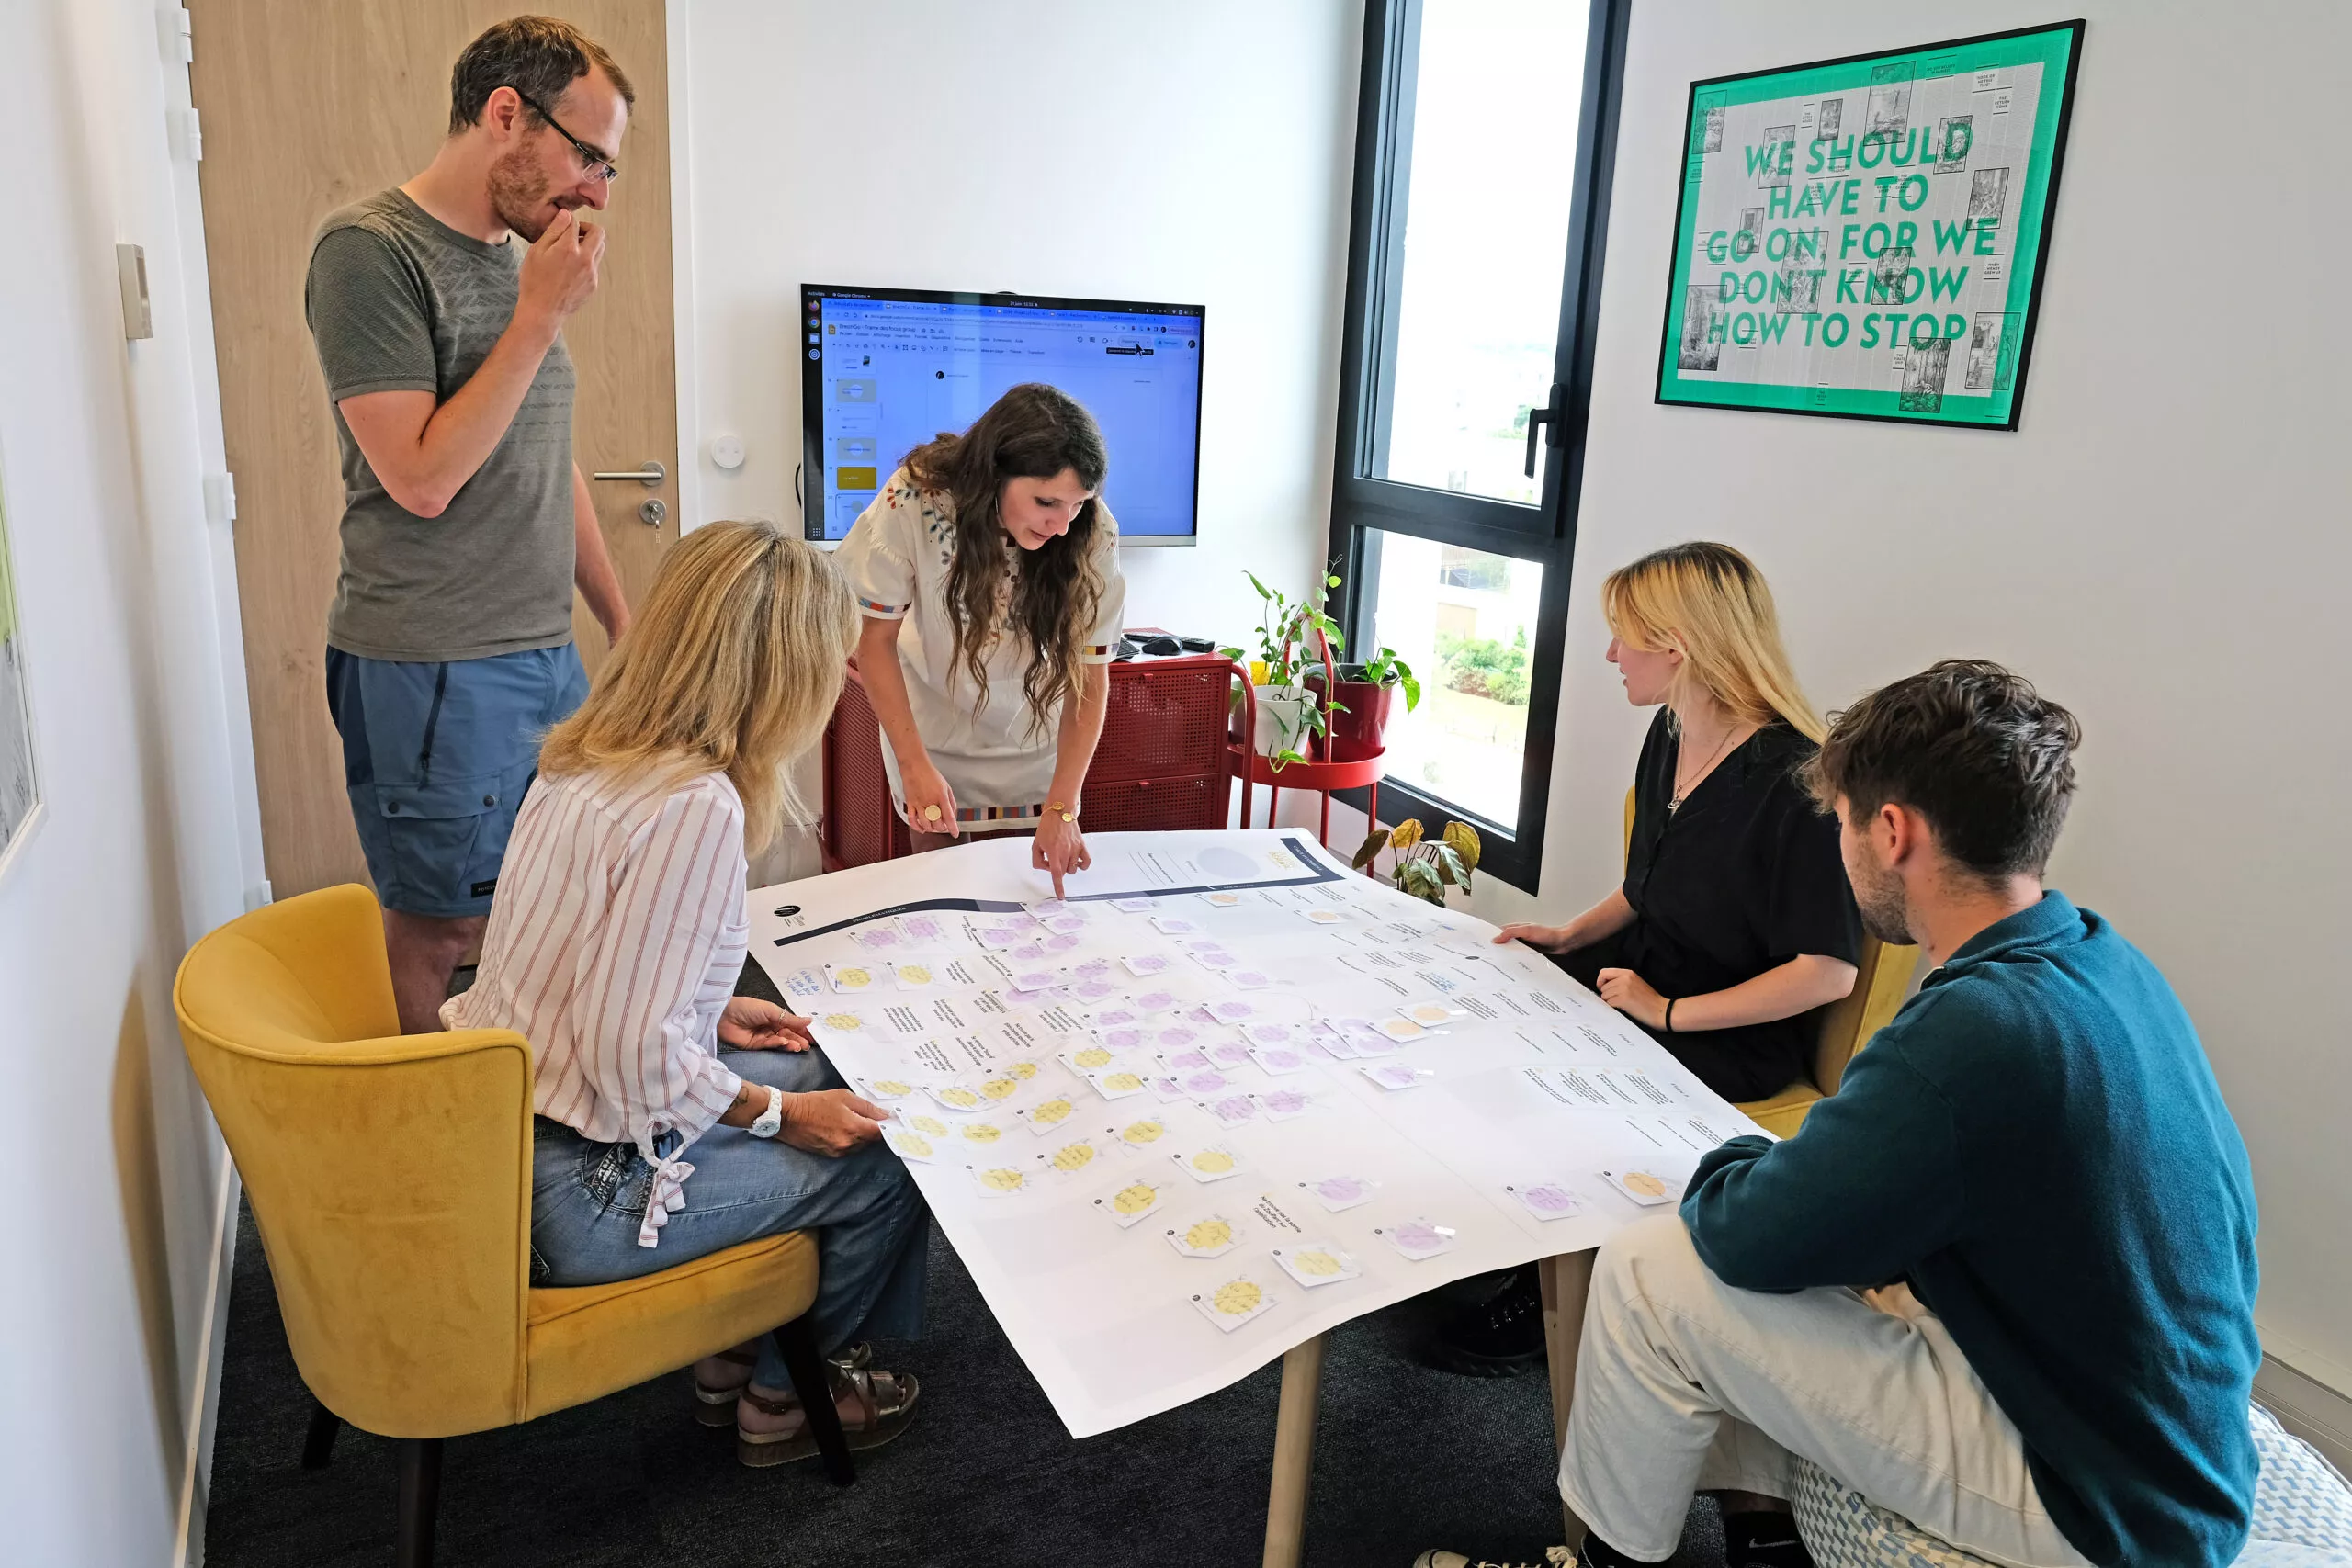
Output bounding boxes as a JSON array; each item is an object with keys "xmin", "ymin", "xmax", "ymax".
[{"xmin": 802, "ymin": 286, "xmax": 1204, "ymax": 546}]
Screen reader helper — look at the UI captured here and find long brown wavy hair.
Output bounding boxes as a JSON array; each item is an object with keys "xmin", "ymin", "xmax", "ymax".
[{"xmin": 902, "ymin": 383, "xmax": 1109, "ymax": 735}]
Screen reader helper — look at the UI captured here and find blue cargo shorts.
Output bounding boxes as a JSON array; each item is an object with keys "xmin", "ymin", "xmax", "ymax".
[{"xmin": 324, "ymin": 645, "xmax": 589, "ymax": 919}]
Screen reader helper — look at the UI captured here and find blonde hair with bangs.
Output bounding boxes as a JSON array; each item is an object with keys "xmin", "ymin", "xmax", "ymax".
[
  {"xmin": 539, "ymin": 520, "xmax": 856, "ymax": 851},
  {"xmin": 1602, "ymin": 541, "xmax": 1824, "ymax": 743}
]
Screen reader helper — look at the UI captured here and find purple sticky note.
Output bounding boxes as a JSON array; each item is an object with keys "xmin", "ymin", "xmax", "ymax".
[
  {"xmin": 1208, "ymin": 1095, "xmax": 1258, "ymax": 1126},
  {"xmin": 1521, "ymin": 1183, "xmax": 1580, "ymax": 1214}
]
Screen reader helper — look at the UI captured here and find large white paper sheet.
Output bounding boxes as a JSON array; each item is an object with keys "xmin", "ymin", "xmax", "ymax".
[{"xmin": 751, "ymin": 829, "xmax": 1767, "ymax": 1438}]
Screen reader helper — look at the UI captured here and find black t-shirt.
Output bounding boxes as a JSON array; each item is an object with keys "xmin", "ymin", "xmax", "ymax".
[{"xmin": 1564, "ymin": 711, "xmax": 1863, "ymax": 1102}]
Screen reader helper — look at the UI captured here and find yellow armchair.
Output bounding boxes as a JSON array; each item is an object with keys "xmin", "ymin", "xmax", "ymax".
[
  {"xmin": 173, "ymin": 884, "xmax": 852, "ymax": 1564},
  {"xmin": 1622, "ymin": 787, "xmax": 1916, "ymax": 1136}
]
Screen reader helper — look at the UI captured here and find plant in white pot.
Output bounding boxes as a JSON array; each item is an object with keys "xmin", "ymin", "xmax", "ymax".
[{"xmin": 1219, "ymin": 570, "xmax": 1347, "ymax": 769}]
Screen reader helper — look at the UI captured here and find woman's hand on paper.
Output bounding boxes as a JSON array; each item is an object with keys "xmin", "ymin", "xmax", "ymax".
[
  {"xmin": 1033, "ymin": 812, "xmax": 1091, "ymax": 899},
  {"xmin": 718, "ymin": 996, "xmax": 812, "ymax": 1052},
  {"xmin": 1495, "ymin": 921, "xmax": 1576, "ymax": 953},
  {"xmin": 1595, "ymin": 966, "xmax": 1669, "ymax": 1031},
  {"xmin": 777, "ymin": 1089, "xmax": 891, "ymax": 1156}
]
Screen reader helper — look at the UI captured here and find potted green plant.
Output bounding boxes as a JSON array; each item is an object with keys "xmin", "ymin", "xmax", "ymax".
[
  {"xmin": 1351, "ymin": 818, "xmax": 1480, "ymax": 907},
  {"xmin": 1306, "ymin": 645, "xmax": 1419, "ymax": 761},
  {"xmin": 1219, "ymin": 570, "xmax": 1347, "ymax": 769}
]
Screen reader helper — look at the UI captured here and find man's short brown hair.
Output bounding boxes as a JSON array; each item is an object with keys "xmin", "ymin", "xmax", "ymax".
[
  {"xmin": 1804, "ymin": 659, "xmax": 2082, "ymax": 880},
  {"xmin": 448, "ymin": 16, "xmax": 634, "ymax": 137}
]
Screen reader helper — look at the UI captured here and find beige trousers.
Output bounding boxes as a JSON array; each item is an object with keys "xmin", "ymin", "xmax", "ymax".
[{"xmin": 1558, "ymin": 1214, "xmax": 2093, "ymax": 1568}]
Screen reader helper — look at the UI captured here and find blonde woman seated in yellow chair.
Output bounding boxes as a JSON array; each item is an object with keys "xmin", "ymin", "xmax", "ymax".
[
  {"xmin": 1428, "ymin": 542, "xmax": 1862, "ymax": 1378},
  {"xmin": 444, "ymin": 520, "xmax": 929, "ymax": 1467}
]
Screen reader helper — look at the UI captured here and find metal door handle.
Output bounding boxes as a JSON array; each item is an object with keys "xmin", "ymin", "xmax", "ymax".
[{"xmin": 592, "ymin": 460, "xmax": 667, "ymax": 487}]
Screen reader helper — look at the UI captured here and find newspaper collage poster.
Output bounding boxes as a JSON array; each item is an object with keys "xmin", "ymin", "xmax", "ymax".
[{"xmin": 1657, "ymin": 21, "xmax": 2083, "ymax": 429}]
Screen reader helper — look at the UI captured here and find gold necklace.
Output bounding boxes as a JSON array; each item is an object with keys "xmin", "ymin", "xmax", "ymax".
[{"xmin": 1668, "ymin": 719, "xmax": 1743, "ymax": 814}]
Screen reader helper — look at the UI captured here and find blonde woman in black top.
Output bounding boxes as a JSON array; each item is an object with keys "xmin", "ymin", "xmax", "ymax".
[{"xmin": 1432, "ymin": 541, "xmax": 1861, "ymax": 1377}]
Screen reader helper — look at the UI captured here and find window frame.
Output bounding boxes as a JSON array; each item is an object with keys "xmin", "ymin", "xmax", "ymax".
[{"xmin": 1324, "ymin": 0, "xmax": 1632, "ymax": 893}]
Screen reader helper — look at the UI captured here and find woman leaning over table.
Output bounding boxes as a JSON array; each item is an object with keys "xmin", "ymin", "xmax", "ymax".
[
  {"xmin": 444, "ymin": 520, "xmax": 927, "ymax": 1467},
  {"xmin": 837, "ymin": 382, "xmax": 1127, "ymax": 897}
]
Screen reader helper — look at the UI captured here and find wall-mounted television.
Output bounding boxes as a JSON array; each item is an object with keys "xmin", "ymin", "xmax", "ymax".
[{"xmin": 801, "ymin": 284, "xmax": 1204, "ymax": 547}]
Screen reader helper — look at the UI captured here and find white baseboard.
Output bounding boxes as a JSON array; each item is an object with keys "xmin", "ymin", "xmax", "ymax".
[
  {"xmin": 2257, "ymin": 1348, "xmax": 2352, "ymax": 1479},
  {"xmin": 173, "ymin": 1158, "xmax": 242, "ymax": 1568}
]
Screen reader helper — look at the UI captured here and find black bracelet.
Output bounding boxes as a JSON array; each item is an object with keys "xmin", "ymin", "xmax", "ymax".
[{"xmin": 1663, "ymin": 998, "xmax": 1677, "ymax": 1033}]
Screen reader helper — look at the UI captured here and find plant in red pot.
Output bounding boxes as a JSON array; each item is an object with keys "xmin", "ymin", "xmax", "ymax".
[{"xmin": 1308, "ymin": 645, "xmax": 1419, "ymax": 762}]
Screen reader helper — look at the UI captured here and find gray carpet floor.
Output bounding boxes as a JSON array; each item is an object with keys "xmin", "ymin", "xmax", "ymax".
[
  {"xmin": 206, "ymin": 1206, "xmax": 1723, "ymax": 1568},
  {"xmin": 200, "ymin": 959, "xmax": 1724, "ymax": 1567}
]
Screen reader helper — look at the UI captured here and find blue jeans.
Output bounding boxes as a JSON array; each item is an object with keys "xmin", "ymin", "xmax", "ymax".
[{"xmin": 530, "ymin": 1047, "xmax": 930, "ymax": 1383}]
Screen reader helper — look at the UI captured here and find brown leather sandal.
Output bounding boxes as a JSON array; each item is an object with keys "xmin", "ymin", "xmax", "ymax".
[
  {"xmin": 692, "ymin": 1347, "xmax": 761, "ymax": 1427},
  {"xmin": 735, "ymin": 1366, "xmax": 920, "ymax": 1468},
  {"xmin": 693, "ymin": 1341, "xmax": 872, "ymax": 1427}
]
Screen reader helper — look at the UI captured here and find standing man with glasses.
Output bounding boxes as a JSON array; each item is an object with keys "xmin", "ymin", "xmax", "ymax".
[{"xmin": 306, "ymin": 17, "xmax": 636, "ymax": 1030}]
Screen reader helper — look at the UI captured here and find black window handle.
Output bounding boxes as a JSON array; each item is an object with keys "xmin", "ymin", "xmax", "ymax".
[{"xmin": 1522, "ymin": 382, "xmax": 1566, "ymax": 479}]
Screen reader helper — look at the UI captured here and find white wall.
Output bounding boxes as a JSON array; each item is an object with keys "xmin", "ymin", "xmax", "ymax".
[
  {"xmin": 679, "ymin": 0, "xmax": 1363, "ymax": 878},
  {"xmin": 674, "ymin": 0, "xmax": 1362, "ymax": 663},
  {"xmin": 0, "ymin": 1, "xmax": 262, "ymax": 1562},
  {"xmin": 1465, "ymin": 0, "xmax": 2352, "ymax": 1389}
]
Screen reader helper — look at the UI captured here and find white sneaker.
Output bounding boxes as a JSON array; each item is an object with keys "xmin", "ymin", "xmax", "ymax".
[{"xmin": 1410, "ymin": 1550, "xmax": 1576, "ymax": 1568}]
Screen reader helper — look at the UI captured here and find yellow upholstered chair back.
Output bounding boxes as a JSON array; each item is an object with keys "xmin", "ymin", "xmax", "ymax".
[
  {"xmin": 172, "ymin": 883, "xmax": 536, "ymax": 1438},
  {"xmin": 1622, "ymin": 786, "xmax": 1915, "ymax": 1100}
]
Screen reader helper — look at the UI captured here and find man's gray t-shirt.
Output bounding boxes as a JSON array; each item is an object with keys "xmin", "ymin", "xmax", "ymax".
[{"xmin": 305, "ymin": 188, "xmax": 575, "ymax": 662}]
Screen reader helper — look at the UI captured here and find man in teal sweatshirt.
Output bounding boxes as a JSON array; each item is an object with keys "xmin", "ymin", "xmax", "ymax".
[{"xmin": 1555, "ymin": 660, "xmax": 2259, "ymax": 1568}]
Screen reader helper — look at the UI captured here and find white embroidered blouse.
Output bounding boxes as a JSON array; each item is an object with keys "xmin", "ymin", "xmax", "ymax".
[{"xmin": 833, "ymin": 468, "xmax": 1127, "ymax": 829}]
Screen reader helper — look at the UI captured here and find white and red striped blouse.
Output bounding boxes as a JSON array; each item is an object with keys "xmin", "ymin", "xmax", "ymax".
[{"xmin": 443, "ymin": 764, "xmax": 750, "ymax": 1246}]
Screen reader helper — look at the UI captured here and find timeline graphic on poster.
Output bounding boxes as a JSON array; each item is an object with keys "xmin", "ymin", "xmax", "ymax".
[{"xmin": 1657, "ymin": 22, "xmax": 2082, "ymax": 429}]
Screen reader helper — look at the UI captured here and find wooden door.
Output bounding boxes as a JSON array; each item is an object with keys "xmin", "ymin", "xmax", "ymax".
[{"xmin": 189, "ymin": 1, "xmax": 679, "ymax": 898}]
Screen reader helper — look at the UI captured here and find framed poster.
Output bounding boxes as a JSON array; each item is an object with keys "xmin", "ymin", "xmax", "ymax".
[
  {"xmin": 0, "ymin": 451, "xmax": 38, "ymax": 882},
  {"xmin": 1656, "ymin": 20, "xmax": 2083, "ymax": 429}
]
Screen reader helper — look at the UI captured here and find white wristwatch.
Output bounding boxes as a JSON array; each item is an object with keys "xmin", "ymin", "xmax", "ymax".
[{"xmin": 748, "ymin": 1085, "xmax": 785, "ymax": 1140}]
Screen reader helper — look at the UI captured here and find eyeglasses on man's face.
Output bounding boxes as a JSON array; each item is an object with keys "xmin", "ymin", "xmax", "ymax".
[{"xmin": 510, "ymin": 88, "xmax": 619, "ymax": 184}]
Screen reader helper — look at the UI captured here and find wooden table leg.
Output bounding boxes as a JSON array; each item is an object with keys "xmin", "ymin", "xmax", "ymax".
[
  {"xmin": 1541, "ymin": 1251, "xmax": 1598, "ymax": 1551},
  {"xmin": 1261, "ymin": 1332, "xmax": 1328, "ymax": 1568}
]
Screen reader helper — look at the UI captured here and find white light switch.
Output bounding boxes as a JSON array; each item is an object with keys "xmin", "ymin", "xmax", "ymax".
[{"xmin": 709, "ymin": 434, "xmax": 746, "ymax": 470}]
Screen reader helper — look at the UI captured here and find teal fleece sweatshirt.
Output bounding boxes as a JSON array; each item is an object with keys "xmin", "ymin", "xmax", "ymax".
[{"xmin": 1681, "ymin": 892, "xmax": 2260, "ymax": 1568}]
